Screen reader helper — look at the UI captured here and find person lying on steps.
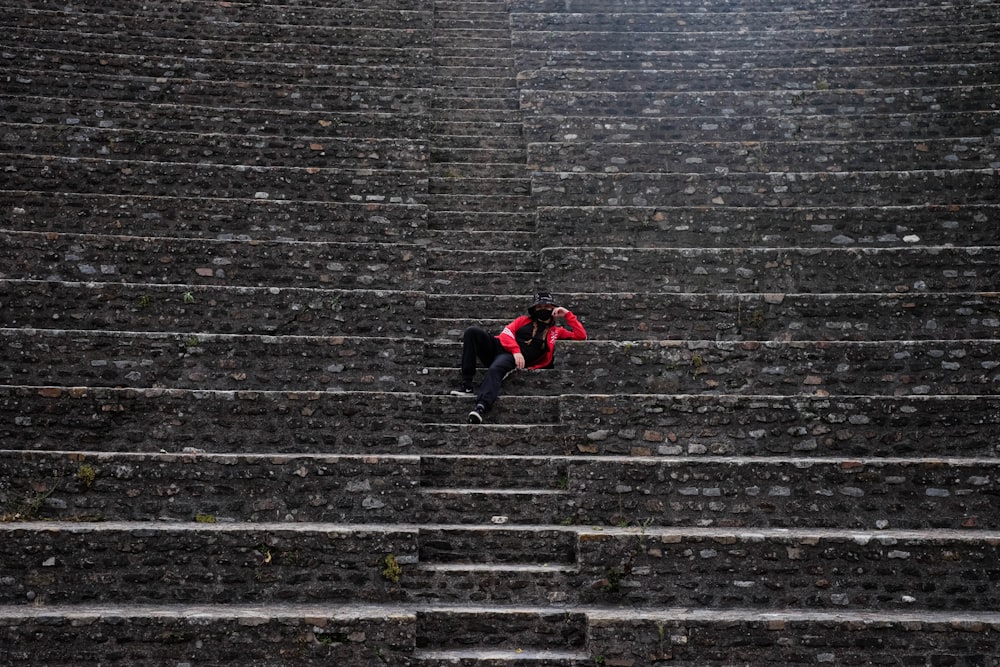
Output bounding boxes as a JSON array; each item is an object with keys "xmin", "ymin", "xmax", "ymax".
[{"xmin": 450, "ymin": 292, "xmax": 587, "ymax": 424}]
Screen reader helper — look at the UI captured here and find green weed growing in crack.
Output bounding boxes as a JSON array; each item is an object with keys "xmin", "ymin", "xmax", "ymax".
[{"xmin": 381, "ymin": 554, "xmax": 402, "ymax": 584}]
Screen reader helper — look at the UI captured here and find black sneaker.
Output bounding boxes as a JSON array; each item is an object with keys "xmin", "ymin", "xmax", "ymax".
[
  {"xmin": 468, "ymin": 403, "xmax": 487, "ymax": 424},
  {"xmin": 449, "ymin": 384, "xmax": 473, "ymax": 397}
]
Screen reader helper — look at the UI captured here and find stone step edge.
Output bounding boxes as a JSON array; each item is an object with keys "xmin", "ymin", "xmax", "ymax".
[
  {"xmin": 5, "ymin": 521, "xmax": 998, "ymax": 542},
  {"xmin": 11, "ymin": 326, "xmax": 1000, "ymax": 348},
  {"xmin": 1, "ymin": 602, "xmax": 999, "ymax": 625},
  {"xmin": 3, "ymin": 384, "xmax": 996, "ymax": 401},
  {"xmin": 8, "ymin": 449, "xmax": 995, "ymax": 466},
  {"xmin": 0, "ymin": 229, "xmax": 429, "ymax": 248}
]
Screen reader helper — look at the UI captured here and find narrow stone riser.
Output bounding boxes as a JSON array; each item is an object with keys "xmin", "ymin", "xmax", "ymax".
[
  {"xmin": 521, "ymin": 87, "xmax": 994, "ymax": 119},
  {"xmin": 589, "ymin": 617, "xmax": 1000, "ymax": 667},
  {"xmin": 516, "ymin": 43, "xmax": 997, "ymax": 72},
  {"xmin": 428, "ymin": 249, "xmax": 537, "ymax": 273},
  {"xmin": 0, "ymin": 330, "xmax": 425, "ymax": 393},
  {"xmin": 1, "ymin": 282, "xmax": 428, "ymax": 338},
  {"xmin": 3, "ymin": 158, "xmax": 427, "ymax": 204},
  {"xmin": 421, "ymin": 396, "xmax": 561, "ymax": 426},
  {"xmin": 429, "ymin": 178, "xmax": 530, "ymax": 197},
  {"xmin": 534, "ymin": 246, "xmax": 1000, "ymax": 295},
  {"xmin": 0, "ymin": 526, "xmax": 417, "ymax": 606},
  {"xmin": 1, "ymin": 193, "xmax": 428, "ymax": 242},
  {"xmin": 0, "ymin": 613, "xmax": 418, "ymax": 667},
  {"xmin": 427, "ymin": 211, "xmax": 535, "ymax": 234},
  {"xmin": 424, "ymin": 272, "xmax": 543, "ymax": 297},
  {"xmin": 425, "ymin": 193, "xmax": 533, "ymax": 213},
  {"xmin": 535, "ymin": 203, "xmax": 1000, "ymax": 249},
  {"xmin": 1, "ymin": 234, "xmax": 424, "ymax": 290},
  {"xmin": 420, "ymin": 528, "xmax": 577, "ymax": 564},
  {"xmin": 417, "ymin": 611, "xmax": 587, "ymax": 650},
  {"xmin": 3, "ymin": 125, "xmax": 429, "ymax": 171},
  {"xmin": 429, "ymin": 292, "xmax": 1000, "ymax": 343},
  {"xmin": 524, "ymin": 111, "xmax": 1000, "ymax": 145},
  {"xmin": 0, "ymin": 387, "xmax": 425, "ymax": 455},
  {"xmin": 0, "ymin": 452, "xmax": 420, "ymax": 524},
  {"xmin": 530, "ymin": 138, "xmax": 1000, "ymax": 174},
  {"xmin": 3, "ymin": 72, "xmax": 432, "ymax": 114},
  {"xmin": 6, "ymin": 96, "xmax": 430, "ymax": 142},
  {"xmin": 532, "ymin": 171, "xmax": 997, "ymax": 209}
]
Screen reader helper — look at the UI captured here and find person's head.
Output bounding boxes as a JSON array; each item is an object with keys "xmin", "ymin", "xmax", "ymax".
[{"xmin": 528, "ymin": 292, "xmax": 556, "ymax": 322}]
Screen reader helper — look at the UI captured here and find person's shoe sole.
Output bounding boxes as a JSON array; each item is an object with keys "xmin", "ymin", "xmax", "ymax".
[
  {"xmin": 467, "ymin": 410, "xmax": 483, "ymax": 424},
  {"xmin": 449, "ymin": 389, "xmax": 472, "ymax": 396}
]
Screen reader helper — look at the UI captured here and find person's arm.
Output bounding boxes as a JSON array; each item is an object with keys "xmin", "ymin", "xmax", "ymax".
[
  {"xmin": 498, "ymin": 315, "xmax": 530, "ymax": 368},
  {"xmin": 554, "ymin": 307, "xmax": 587, "ymax": 340}
]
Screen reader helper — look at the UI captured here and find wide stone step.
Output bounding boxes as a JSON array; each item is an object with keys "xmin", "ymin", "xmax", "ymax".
[
  {"xmin": 534, "ymin": 203, "xmax": 999, "ymax": 249},
  {"xmin": 3, "ymin": 69, "xmax": 432, "ymax": 114},
  {"xmin": 1, "ymin": 603, "xmax": 997, "ymax": 666},
  {"xmin": 531, "ymin": 169, "xmax": 997, "ymax": 209},
  {"xmin": 529, "ymin": 137, "xmax": 1000, "ymax": 174},
  {"xmin": 521, "ymin": 86, "xmax": 995, "ymax": 118},
  {"xmin": 0, "ymin": 232, "xmax": 424, "ymax": 289},
  {"xmin": 510, "ymin": 0, "xmax": 990, "ymax": 11},
  {"xmin": 1, "ymin": 123, "xmax": 428, "ymax": 170},
  {"xmin": 0, "ymin": 522, "xmax": 418, "ymax": 605},
  {"xmin": 6, "ymin": 7, "xmax": 433, "ymax": 46},
  {"xmin": 2, "ymin": 47, "xmax": 435, "ymax": 89},
  {"xmin": 11, "ymin": 448, "xmax": 990, "ymax": 529},
  {"xmin": 523, "ymin": 110, "xmax": 1000, "ymax": 144},
  {"xmin": 520, "ymin": 63, "xmax": 1000, "ymax": 93},
  {"xmin": 512, "ymin": 24, "xmax": 998, "ymax": 52},
  {"xmin": 0, "ymin": 451, "xmax": 421, "ymax": 524},
  {"xmin": 0, "ymin": 386, "xmax": 426, "ymax": 454},
  {"xmin": 1, "ymin": 192, "xmax": 427, "ymax": 242},
  {"xmin": 1, "ymin": 281, "xmax": 427, "ymax": 337},
  {"xmin": 0, "ymin": 329, "xmax": 424, "ymax": 393},
  {"xmin": 425, "ymin": 291, "xmax": 1000, "ymax": 342},
  {"xmin": 427, "ymin": 338, "xmax": 1000, "ymax": 397},
  {"xmin": 4, "ymin": 522, "xmax": 998, "ymax": 609},
  {"xmin": 3, "ymin": 154, "xmax": 426, "ymax": 203},
  {"xmin": 536, "ymin": 245, "xmax": 1000, "ymax": 294},
  {"xmin": 516, "ymin": 43, "xmax": 999, "ymax": 72},
  {"xmin": 5, "ymin": 30, "xmax": 432, "ymax": 67},
  {"xmin": 7, "ymin": 385, "xmax": 990, "ymax": 457},
  {"xmin": 4, "ymin": 94, "xmax": 428, "ymax": 141}
]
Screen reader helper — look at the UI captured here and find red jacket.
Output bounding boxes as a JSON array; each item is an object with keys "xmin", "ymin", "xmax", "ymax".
[{"xmin": 497, "ymin": 311, "xmax": 587, "ymax": 370}]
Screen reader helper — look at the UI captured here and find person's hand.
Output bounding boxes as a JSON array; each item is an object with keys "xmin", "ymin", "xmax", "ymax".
[
  {"xmin": 513, "ymin": 352, "xmax": 526, "ymax": 369},
  {"xmin": 552, "ymin": 307, "xmax": 568, "ymax": 318}
]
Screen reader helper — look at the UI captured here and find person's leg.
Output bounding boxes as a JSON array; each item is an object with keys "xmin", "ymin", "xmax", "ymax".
[
  {"xmin": 476, "ymin": 351, "xmax": 516, "ymax": 411},
  {"xmin": 458, "ymin": 326, "xmax": 498, "ymax": 386}
]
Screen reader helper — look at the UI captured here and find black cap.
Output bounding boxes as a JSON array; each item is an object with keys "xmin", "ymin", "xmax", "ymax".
[{"xmin": 530, "ymin": 292, "xmax": 557, "ymax": 308}]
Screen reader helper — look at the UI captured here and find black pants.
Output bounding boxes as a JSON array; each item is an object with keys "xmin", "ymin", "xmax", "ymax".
[{"xmin": 460, "ymin": 326, "xmax": 516, "ymax": 409}]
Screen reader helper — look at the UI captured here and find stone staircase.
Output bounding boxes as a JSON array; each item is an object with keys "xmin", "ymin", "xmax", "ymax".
[{"xmin": 2, "ymin": 0, "xmax": 1000, "ymax": 665}]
